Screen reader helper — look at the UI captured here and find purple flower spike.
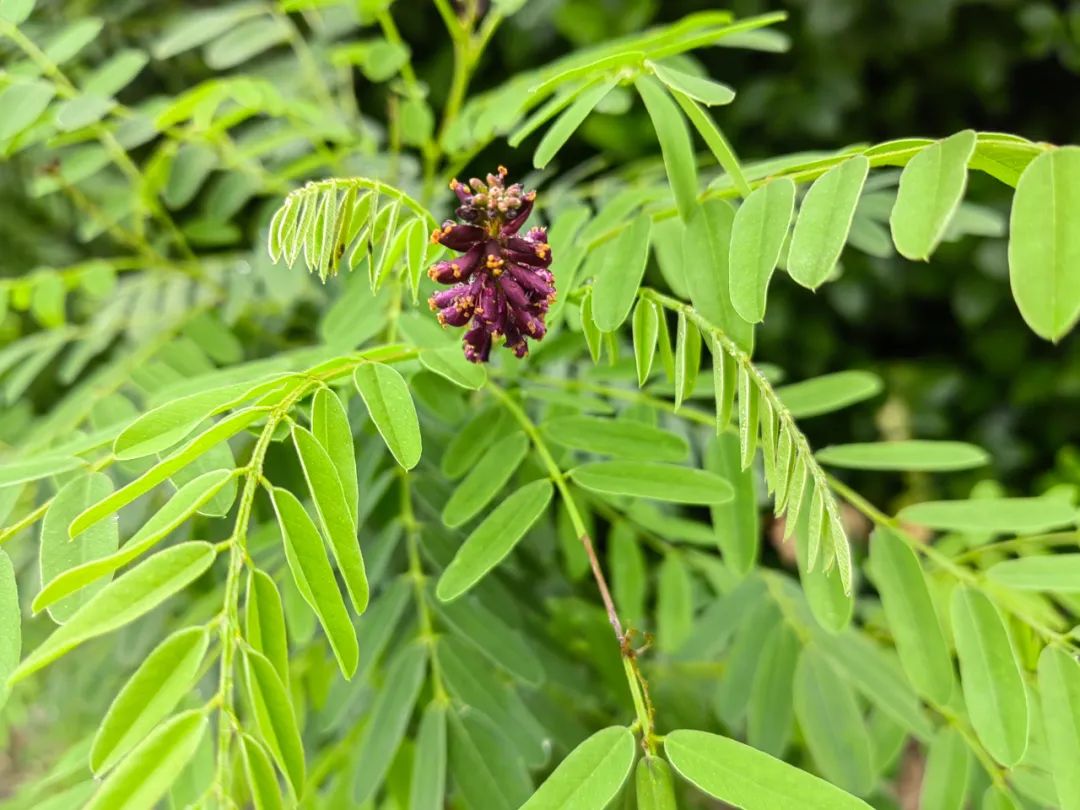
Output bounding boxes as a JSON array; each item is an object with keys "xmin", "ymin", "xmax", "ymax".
[{"xmin": 427, "ymin": 167, "xmax": 554, "ymax": 363}]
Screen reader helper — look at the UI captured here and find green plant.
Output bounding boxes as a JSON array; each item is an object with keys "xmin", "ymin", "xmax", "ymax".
[{"xmin": 2, "ymin": 2, "xmax": 1080, "ymax": 808}]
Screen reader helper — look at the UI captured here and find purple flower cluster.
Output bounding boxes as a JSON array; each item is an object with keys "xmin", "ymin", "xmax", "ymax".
[{"xmin": 428, "ymin": 167, "xmax": 555, "ymax": 363}]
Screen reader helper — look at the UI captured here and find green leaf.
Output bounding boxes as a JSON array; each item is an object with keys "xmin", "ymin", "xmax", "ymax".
[
  {"xmin": 442, "ymin": 405, "xmax": 513, "ymax": 479},
  {"xmin": 580, "ymin": 288, "xmax": 603, "ymax": 363},
  {"xmin": 787, "ymin": 156, "xmax": 869, "ymax": 289},
  {"xmin": 310, "ymin": 386, "xmax": 358, "ymax": 524},
  {"xmin": 987, "ymin": 554, "xmax": 1080, "ymax": 592},
  {"xmin": 0, "ymin": 80, "xmax": 56, "ymax": 140},
  {"xmin": 792, "ymin": 485, "xmax": 853, "ymax": 633},
  {"xmin": 1008, "ymin": 146, "xmax": 1080, "ymax": 340},
  {"xmin": 449, "ymin": 708, "xmax": 533, "ymax": 810},
  {"xmin": 775, "ymin": 370, "xmax": 882, "ymax": 419},
  {"xmin": 0, "ymin": 0, "xmax": 35, "ymax": 24},
  {"xmin": 34, "ymin": 469, "xmax": 233, "ymax": 614},
  {"xmin": 570, "ymin": 461, "xmax": 733, "ymax": 505},
  {"xmin": 608, "ymin": 522, "xmax": 646, "ymax": 627},
  {"xmin": 437, "ymin": 480, "xmax": 553, "ymax": 602},
  {"xmin": 0, "ymin": 454, "xmax": 83, "ymax": 489},
  {"xmin": 898, "ymin": 497, "xmax": 1075, "ymax": 534},
  {"xmin": 705, "ymin": 433, "xmax": 759, "ymax": 575},
  {"xmin": 747, "ymin": 623, "xmax": 799, "ymax": 757},
  {"xmin": 163, "ymin": 143, "xmax": 218, "ymax": 209},
  {"xmin": 657, "ymin": 553, "xmax": 693, "ymax": 652},
  {"xmin": 889, "ymin": 130, "xmax": 977, "ymax": 260},
  {"xmin": 649, "ymin": 61, "xmax": 734, "ymax": 106},
  {"xmin": 869, "ymin": 527, "xmax": 954, "ymax": 704},
  {"xmin": 204, "ymin": 17, "xmax": 289, "ymax": 70},
  {"xmin": 1037, "ymin": 645, "xmax": 1080, "ymax": 810},
  {"xmin": 919, "ymin": 728, "xmax": 971, "ymax": 810},
  {"xmin": 635, "ymin": 75, "xmax": 699, "ymax": 221},
  {"xmin": 84, "ymin": 710, "xmax": 207, "ymax": 810},
  {"xmin": 353, "ymin": 643, "xmax": 429, "ymax": 803},
  {"xmin": 729, "ymin": 178, "xmax": 796, "ymax": 323},
  {"xmin": 410, "ymin": 703, "xmax": 447, "ymax": 810},
  {"xmin": 951, "ymin": 586, "xmax": 1029, "ymax": 766},
  {"xmin": 292, "ymin": 425, "xmax": 368, "ymax": 614},
  {"xmin": 56, "ymin": 94, "xmax": 114, "ymax": 131},
  {"xmin": 981, "ymin": 786, "xmax": 1019, "ymax": 810},
  {"xmin": 816, "ymin": 440, "xmax": 989, "ymax": 471},
  {"xmin": 673, "ymin": 92, "xmax": 752, "ymax": 198},
  {"xmin": 520, "ymin": 726, "xmax": 635, "ymax": 810},
  {"xmin": 635, "ymin": 756, "xmax": 678, "ymax": 810},
  {"xmin": 664, "ymin": 729, "xmax": 872, "ymax": 810},
  {"xmin": 673, "ymin": 311, "xmax": 701, "ymax": 409},
  {"xmin": 592, "ymin": 214, "xmax": 652, "ymax": 332},
  {"xmin": 244, "ymin": 648, "xmax": 305, "ymax": 797},
  {"xmin": 419, "ymin": 347, "xmax": 487, "ymax": 390},
  {"xmin": 90, "ymin": 626, "xmax": 209, "ymax": 774},
  {"xmin": 269, "ymin": 486, "xmax": 358, "ymax": 677},
  {"xmin": 245, "ymin": 569, "xmax": 290, "ymax": 688},
  {"xmin": 0, "ymin": 550, "xmax": 18, "ymax": 701},
  {"xmin": 632, "ymin": 298, "xmax": 659, "ymax": 385},
  {"xmin": 239, "ymin": 734, "xmax": 284, "ymax": 810},
  {"xmin": 39, "ymin": 473, "xmax": 119, "ymax": 623},
  {"xmin": 794, "ymin": 647, "xmax": 875, "ymax": 795},
  {"xmin": 442, "ymin": 432, "xmax": 530, "ymax": 528},
  {"xmin": 353, "ymin": 362, "xmax": 422, "ymax": 470},
  {"xmin": 541, "ymin": 416, "xmax": 688, "ymax": 462},
  {"xmin": 9, "ymin": 542, "xmax": 215, "ymax": 684},
  {"xmin": 714, "ymin": 598, "xmax": 780, "ymax": 726},
  {"xmin": 533, "ymin": 78, "xmax": 617, "ymax": 169},
  {"xmin": 711, "ymin": 341, "xmax": 737, "ymax": 432},
  {"xmin": 152, "ymin": 5, "xmax": 262, "ymax": 59},
  {"xmin": 70, "ymin": 408, "xmax": 265, "ymax": 536}
]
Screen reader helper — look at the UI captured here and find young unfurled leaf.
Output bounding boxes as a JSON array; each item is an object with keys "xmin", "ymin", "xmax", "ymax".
[
  {"xmin": 534, "ymin": 78, "xmax": 617, "ymax": 170},
  {"xmin": 10, "ymin": 542, "xmax": 216, "ymax": 684},
  {"xmin": 292, "ymin": 425, "xmax": 368, "ymax": 613},
  {"xmin": 657, "ymin": 553, "xmax": 693, "ymax": 652},
  {"xmin": 240, "ymin": 733, "xmax": 284, "ymax": 810},
  {"xmin": 816, "ymin": 440, "xmax": 989, "ymax": 471},
  {"xmin": 951, "ymin": 586, "xmax": 1029, "ymax": 766},
  {"xmin": 649, "ymin": 61, "xmax": 734, "ymax": 106},
  {"xmin": 580, "ymin": 289, "xmax": 603, "ymax": 363},
  {"xmin": 1008, "ymin": 146, "xmax": 1080, "ymax": 341},
  {"xmin": 635, "ymin": 75, "xmax": 699, "ymax": 221},
  {"xmin": 1037, "ymin": 645, "xmax": 1080, "ymax": 810},
  {"xmin": 520, "ymin": 726, "xmax": 635, "ymax": 810},
  {"xmin": 84, "ymin": 710, "xmax": 207, "ymax": 810},
  {"xmin": 40, "ymin": 473, "xmax": 118, "ymax": 623},
  {"xmin": 787, "ymin": 156, "xmax": 869, "ymax": 289},
  {"xmin": 673, "ymin": 312, "xmax": 700, "ymax": 409},
  {"xmin": 635, "ymin": 755, "xmax": 678, "ymax": 810},
  {"xmin": 570, "ymin": 461, "xmax": 733, "ymax": 505},
  {"xmin": 705, "ymin": 433, "xmax": 759, "ymax": 575},
  {"xmin": 244, "ymin": 648, "xmax": 306, "ymax": 797},
  {"xmin": 90, "ymin": 626, "xmax": 209, "ymax": 774},
  {"xmin": 664, "ymin": 729, "xmax": 872, "ymax": 810},
  {"xmin": 711, "ymin": 339, "xmax": 737, "ymax": 432},
  {"xmin": 869, "ymin": 527, "xmax": 954, "ymax": 704},
  {"xmin": 410, "ymin": 702, "xmax": 448, "ymax": 810},
  {"xmin": 987, "ymin": 554, "xmax": 1080, "ymax": 592},
  {"xmin": 775, "ymin": 370, "xmax": 882, "ymax": 419},
  {"xmin": 245, "ymin": 569, "xmax": 290, "ymax": 688},
  {"xmin": 729, "ymin": 178, "xmax": 795, "ymax": 323},
  {"xmin": 889, "ymin": 130, "xmax": 976, "ymax": 260},
  {"xmin": 632, "ymin": 297, "xmax": 659, "ymax": 385},
  {"xmin": 919, "ymin": 727, "xmax": 971, "ymax": 810},
  {"xmin": 269, "ymin": 486, "xmax": 358, "ymax": 677},
  {"xmin": 592, "ymin": 214, "xmax": 652, "ymax": 332},
  {"xmin": 442, "ymin": 432, "xmax": 530, "ymax": 528},
  {"xmin": 353, "ymin": 362, "xmax": 422, "ymax": 470},
  {"xmin": 310, "ymin": 386, "xmax": 359, "ymax": 523},
  {"xmin": 541, "ymin": 416, "xmax": 688, "ymax": 462},
  {"xmin": 747, "ymin": 623, "xmax": 799, "ymax": 758},
  {"xmin": 793, "ymin": 483, "xmax": 853, "ymax": 633},
  {"xmin": 437, "ymin": 480, "xmax": 553, "ymax": 602},
  {"xmin": 898, "ymin": 497, "xmax": 1075, "ymax": 534},
  {"xmin": 737, "ymin": 364, "xmax": 758, "ymax": 469}
]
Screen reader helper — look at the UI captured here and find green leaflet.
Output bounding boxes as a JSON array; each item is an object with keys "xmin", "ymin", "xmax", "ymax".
[
  {"xmin": 353, "ymin": 362, "xmax": 422, "ymax": 470},
  {"xmin": 34, "ymin": 469, "xmax": 233, "ymax": 615},
  {"xmin": 0, "ymin": 80, "xmax": 56, "ymax": 141},
  {"xmin": 520, "ymin": 726, "xmax": 635, "ymax": 810},
  {"xmin": 410, "ymin": 703, "xmax": 448, "ymax": 810},
  {"xmin": 244, "ymin": 648, "xmax": 306, "ymax": 797},
  {"xmin": 673, "ymin": 91, "xmax": 751, "ymax": 197},
  {"xmin": 84, "ymin": 710, "xmax": 207, "ymax": 810},
  {"xmin": 631, "ymin": 298, "xmax": 659, "ymax": 385},
  {"xmin": 919, "ymin": 727, "xmax": 971, "ymax": 810},
  {"xmin": 269, "ymin": 486, "xmax": 358, "ymax": 677},
  {"xmin": 793, "ymin": 647, "xmax": 875, "ymax": 796},
  {"xmin": 448, "ymin": 708, "xmax": 533, "ymax": 810},
  {"xmin": 657, "ymin": 552, "xmax": 693, "ymax": 652},
  {"xmin": 0, "ymin": 454, "xmax": 83, "ymax": 489},
  {"xmin": 714, "ymin": 597, "xmax": 780, "ymax": 726},
  {"xmin": 951, "ymin": 586, "xmax": 1030, "ymax": 766},
  {"xmin": 354, "ymin": 578, "xmax": 412, "ymax": 682},
  {"xmin": 869, "ymin": 527, "xmax": 954, "ymax": 704},
  {"xmin": 310, "ymin": 386, "xmax": 359, "ymax": 524},
  {"xmin": 635, "ymin": 756, "xmax": 678, "ymax": 810},
  {"xmin": 419, "ymin": 347, "xmax": 487, "ymax": 390},
  {"xmin": 39, "ymin": 473, "xmax": 118, "ymax": 623},
  {"xmin": 90, "ymin": 625, "xmax": 209, "ymax": 774},
  {"xmin": 1037, "ymin": 645, "xmax": 1080, "ymax": 810},
  {"xmin": 571, "ymin": 461, "xmax": 733, "ymax": 505},
  {"xmin": 898, "ymin": 497, "xmax": 1075, "ymax": 534},
  {"xmin": 635, "ymin": 75, "xmax": 699, "ymax": 221},
  {"xmin": 729, "ymin": 178, "xmax": 796, "ymax": 323},
  {"xmin": 988, "ymin": 554, "xmax": 1080, "ymax": 592},
  {"xmin": 580, "ymin": 288, "xmax": 603, "ymax": 363},
  {"xmin": 889, "ymin": 129, "xmax": 977, "ymax": 260},
  {"xmin": 69, "ymin": 408, "xmax": 265, "ymax": 536},
  {"xmin": 787, "ymin": 156, "xmax": 869, "ymax": 289},
  {"xmin": 673, "ymin": 311, "xmax": 701, "ymax": 409},
  {"xmin": 747, "ymin": 623, "xmax": 799, "ymax": 758},
  {"xmin": 353, "ymin": 642, "xmax": 429, "ymax": 803},
  {"xmin": 292, "ymin": 425, "xmax": 368, "ymax": 613},
  {"xmin": 592, "ymin": 214, "xmax": 652, "ymax": 332},
  {"xmin": 442, "ymin": 432, "xmax": 530, "ymax": 528},
  {"xmin": 649, "ymin": 61, "xmax": 734, "ymax": 106},
  {"xmin": 245, "ymin": 569, "xmax": 290, "ymax": 688},
  {"xmin": 1008, "ymin": 147, "xmax": 1080, "ymax": 340},
  {"xmin": 533, "ymin": 78, "xmax": 617, "ymax": 169},
  {"xmin": 9, "ymin": 542, "xmax": 216, "ymax": 684},
  {"xmin": 664, "ymin": 729, "xmax": 872, "ymax": 810},
  {"xmin": 774, "ymin": 370, "xmax": 882, "ymax": 419},
  {"xmin": 442, "ymin": 405, "xmax": 512, "ymax": 479},
  {"xmin": 793, "ymin": 479, "xmax": 853, "ymax": 633},
  {"xmin": 816, "ymin": 440, "xmax": 989, "ymax": 471},
  {"xmin": 437, "ymin": 480, "xmax": 553, "ymax": 602},
  {"xmin": 608, "ymin": 522, "xmax": 646, "ymax": 627},
  {"xmin": 541, "ymin": 415, "xmax": 688, "ymax": 462},
  {"xmin": 239, "ymin": 733, "xmax": 284, "ymax": 810},
  {"xmin": 705, "ymin": 434, "xmax": 759, "ymax": 575},
  {"xmin": 0, "ymin": 550, "xmax": 18, "ymax": 700}
]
